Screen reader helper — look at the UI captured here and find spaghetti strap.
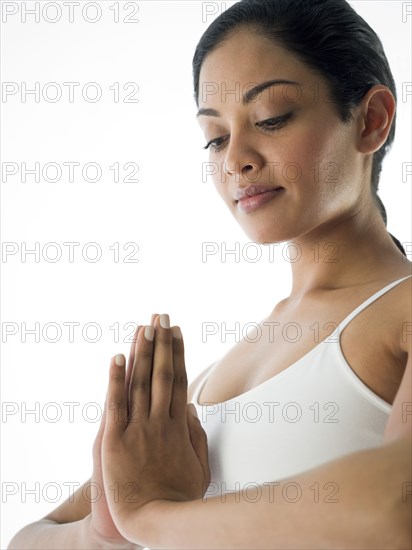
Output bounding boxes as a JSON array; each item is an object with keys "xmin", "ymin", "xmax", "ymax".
[
  {"xmin": 193, "ymin": 275, "xmax": 411, "ymax": 488},
  {"xmin": 337, "ymin": 274, "xmax": 412, "ymax": 333}
]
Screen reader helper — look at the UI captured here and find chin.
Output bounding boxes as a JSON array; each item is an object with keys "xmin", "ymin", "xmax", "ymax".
[
  {"xmin": 239, "ymin": 219, "xmax": 290, "ymax": 244},
  {"xmin": 242, "ymin": 229, "xmax": 289, "ymax": 246}
]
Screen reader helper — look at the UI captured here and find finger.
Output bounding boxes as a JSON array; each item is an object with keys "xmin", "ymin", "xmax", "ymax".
[
  {"xmin": 187, "ymin": 404, "xmax": 211, "ymax": 483},
  {"xmin": 129, "ymin": 324, "xmax": 153, "ymax": 421},
  {"xmin": 126, "ymin": 324, "xmax": 141, "ymax": 389},
  {"xmin": 127, "ymin": 315, "xmax": 156, "ymax": 380},
  {"xmin": 92, "ymin": 396, "xmax": 106, "ymax": 459},
  {"xmin": 104, "ymin": 355, "xmax": 128, "ymax": 436},
  {"xmin": 126, "ymin": 324, "xmax": 141, "ymax": 414},
  {"xmin": 170, "ymin": 325, "xmax": 188, "ymax": 422},
  {"xmin": 97, "ymin": 398, "xmax": 107, "ymax": 439},
  {"xmin": 150, "ymin": 313, "xmax": 159, "ymax": 325},
  {"xmin": 150, "ymin": 314, "xmax": 174, "ymax": 417}
]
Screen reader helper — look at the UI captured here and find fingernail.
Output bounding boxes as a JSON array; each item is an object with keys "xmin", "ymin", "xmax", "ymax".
[
  {"xmin": 188, "ymin": 403, "xmax": 198, "ymax": 418},
  {"xmin": 171, "ymin": 326, "xmax": 182, "ymax": 339},
  {"xmin": 159, "ymin": 314, "xmax": 170, "ymax": 329},
  {"xmin": 144, "ymin": 325, "xmax": 154, "ymax": 341},
  {"xmin": 115, "ymin": 354, "xmax": 125, "ymax": 367},
  {"xmin": 150, "ymin": 313, "xmax": 159, "ymax": 325}
]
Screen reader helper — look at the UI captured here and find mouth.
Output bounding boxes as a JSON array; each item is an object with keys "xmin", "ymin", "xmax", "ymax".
[
  {"xmin": 234, "ymin": 184, "xmax": 284, "ymax": 201},
  {"xmin": 236, "ymin": 187, "xmax": 284, "ymax": 213}
]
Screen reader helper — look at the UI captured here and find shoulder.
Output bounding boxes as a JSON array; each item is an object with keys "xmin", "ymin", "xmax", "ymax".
[
  {"xmin": 356, "ymin": 271, "xmax": 411, "ymax": 354},
  {"xmin": 375, "ymin": 272, "xmax": 412, "ymax": 354},
  {"xmin": 382, "ymin": 272, "xmax": 411, "ymax": 443},
  {"xmin": 394, "ymin": 274, "xmax": 412, "ymax": 354}
]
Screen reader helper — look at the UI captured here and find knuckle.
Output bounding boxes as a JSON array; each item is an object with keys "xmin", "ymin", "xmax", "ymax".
[
  {"xmin": 128, "ymin": 402, "xmax": 143, "ymax": 421},
  {"xmin": 173, "ymin": 372, "xmax": 188, "ymax": 388},
  {"xmin": 173, "ymin": 338, "xmax": 184, "ymax": 352},
  {"xmin": 154, "ymin": 368, "xmax": 174, "ymax": 384},
  {"xmin": 107, "ymin": 399, "xmax": 125, "ymax": 414},
  {"xmin": 136, "ymin": 348, "xmax": 153, "ymax": 360},
  {"xmin": 151, "ymin": 418, "xmax": 170, "ymax": 439},
  {"xmin": 111, "ymin": 370, "xmax": 124, "ymax": 384},
  {"xmin": 132, "ymin": 377, "xmax": 151, "ymax": 392}
]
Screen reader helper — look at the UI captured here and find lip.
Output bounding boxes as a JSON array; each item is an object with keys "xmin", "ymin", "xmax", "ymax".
[
  {"xmin": 236, "ymin": 188, "xmax": 284, "ymax": 213},
  {"xmin": 234, "ymin": 184, "xmax": 284, "ymax": 201}
]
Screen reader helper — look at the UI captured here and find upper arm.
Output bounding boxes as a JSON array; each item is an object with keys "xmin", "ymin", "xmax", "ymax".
[
  {"xmin": 383, "ymin": 354, "xmax": 411, "ymax": 444},
  {"xmin": 187, "ymin": 362, "xmax": 215, "ymax": 403},
  {"xmin": 383, "ymin": 295, "xmax": 412, "ymax": 444}
]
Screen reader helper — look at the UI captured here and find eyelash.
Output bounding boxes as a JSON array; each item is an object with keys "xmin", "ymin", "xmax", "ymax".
[{"xmin": 203, "ymin": 113, "xmax": 293, "ymax": 153}]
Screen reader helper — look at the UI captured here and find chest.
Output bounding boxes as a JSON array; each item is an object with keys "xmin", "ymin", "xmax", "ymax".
[{"xmin": 198, "ymin": 291, "xmax": 405, "ymax": 406}]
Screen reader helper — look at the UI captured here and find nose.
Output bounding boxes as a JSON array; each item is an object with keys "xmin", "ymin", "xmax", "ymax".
[{"xmin": 222, "ymin": 130, "xmax": 264, "ymax": 181}]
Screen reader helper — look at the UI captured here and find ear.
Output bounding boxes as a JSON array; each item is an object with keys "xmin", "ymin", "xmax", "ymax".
[{"xmin": 356, "ymin": 84, "xmax": 396, "ymax": 155}]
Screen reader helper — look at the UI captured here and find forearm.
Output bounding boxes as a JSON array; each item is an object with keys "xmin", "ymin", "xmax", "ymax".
[
  {"xmin": 7, "ymin": 514, "xmax": 133, "ymax": 550},
  {"xmin": 42, "ymin": 478, "xmax": 92, "ymax": 524},
  {"xmin": 132, "ymin": 436, "xmax": 411, "ymax": 549},
  {"xmin": 7, "ymin": 480, "xmax": 96, "ymax": 549}
]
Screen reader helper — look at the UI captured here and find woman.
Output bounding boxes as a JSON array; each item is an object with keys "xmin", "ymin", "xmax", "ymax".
[{"xmin": 8, "ymin": 0, "xmax": 411, "ymax": 548}]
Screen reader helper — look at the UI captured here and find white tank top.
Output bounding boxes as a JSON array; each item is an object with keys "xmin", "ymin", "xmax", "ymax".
[{"xmin": 191, "ymin": 275, "xmax": 411, "ymax": 495}]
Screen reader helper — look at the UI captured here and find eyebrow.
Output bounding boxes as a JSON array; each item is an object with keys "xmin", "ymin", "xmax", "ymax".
[{"xmin": 196, "ymin": 79, "xmax": 300, "ymax": 117}]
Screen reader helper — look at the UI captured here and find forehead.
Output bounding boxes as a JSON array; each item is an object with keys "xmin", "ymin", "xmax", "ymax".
[{"xmin": 198, "ymin": 29, "xmax": 323, "ymax": 104}]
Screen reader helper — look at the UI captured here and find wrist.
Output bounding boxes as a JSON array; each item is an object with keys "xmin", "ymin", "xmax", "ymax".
[
  {"xmin": 121, "ymin": 499, "xmax": 179, "ymax": 549},
  {"xmin": 83, "ymin": 514, "xmax": 139, "ymax": 550}
]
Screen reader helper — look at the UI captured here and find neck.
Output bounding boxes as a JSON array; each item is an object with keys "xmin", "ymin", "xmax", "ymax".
[{"xmin": 286, "ymin": 207, "xmax": 410, "ymax": 300}]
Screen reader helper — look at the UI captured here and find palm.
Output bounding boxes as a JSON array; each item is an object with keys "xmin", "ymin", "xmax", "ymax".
[
  {"xmin": 91, "ymin": 414, "xmax": 128, "ymax": 541},
  {"xmin": 89, "ymin": 324, "xmax": 142, "ymax": 542}
]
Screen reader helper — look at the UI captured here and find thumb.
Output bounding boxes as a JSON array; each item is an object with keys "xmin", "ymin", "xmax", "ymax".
[
  {"xmin": 187, "ymin": 404, "xmax": 210, "ymax": 484},
  {"xmin": 92, "ymin": 398, "xmax": 106, "ymax": 459}
]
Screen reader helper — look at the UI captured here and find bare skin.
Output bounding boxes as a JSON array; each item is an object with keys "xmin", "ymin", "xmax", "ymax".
[
  {"xmin": 196, "ymin": 276, "xmax": 410, "ymax": 408},
  {"xmin": 7, "ymin": 29, "xmax": 412, "ymax": 550},
  {"xmin": 194, "ymin": 29, "xmax": 411, "ymax": 409},
  {"xmin": 101, "ymin": 29, "xmax": 411, "ymax": 548}
]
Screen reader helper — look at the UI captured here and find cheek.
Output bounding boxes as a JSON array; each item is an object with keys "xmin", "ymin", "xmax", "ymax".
[
  {"xmin": 211, "ymin": 168, "xmax": 225, "ymax": 191},
  {"xmin": 278, "ymin": 122, "xmax": 349, "ymax": 198},
  {"xmin": 211, "ymin": 170, "xmax": 231, "ymax": 206},
  {"xmin": 286, "ymin": 127, "xmax": 337, "ymax": 175}
]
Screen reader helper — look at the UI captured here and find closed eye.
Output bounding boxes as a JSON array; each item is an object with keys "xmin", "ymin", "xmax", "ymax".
[
  {"xmin": 203, "ymin": 112, "xmax": 293, "ymax": 153},
  {"xmin": 256, "ymin": 113, "xmax": 293, "ymax": 132}
]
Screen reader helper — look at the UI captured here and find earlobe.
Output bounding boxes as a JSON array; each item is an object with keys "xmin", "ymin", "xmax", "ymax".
[{"xmin": 358, "ymin": 85, "xmax": 396, "ymax": 155}]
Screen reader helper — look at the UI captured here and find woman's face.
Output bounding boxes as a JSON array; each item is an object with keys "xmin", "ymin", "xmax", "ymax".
[{"xmin": 196, "ymin": 29, "xmax": 368, "ymax": 245}]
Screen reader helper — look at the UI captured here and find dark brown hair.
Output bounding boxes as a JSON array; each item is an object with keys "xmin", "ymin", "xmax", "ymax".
[{"xmin": 193, "ymin": 0, "xmax": 405, "ymax": 254}]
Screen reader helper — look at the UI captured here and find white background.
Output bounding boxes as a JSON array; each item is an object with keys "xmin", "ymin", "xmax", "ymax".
[{"xmin": 1, "ymin": 0, "xmax": 411, "ymax": 546}]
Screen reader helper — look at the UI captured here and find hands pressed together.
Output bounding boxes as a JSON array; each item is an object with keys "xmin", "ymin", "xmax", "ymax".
[{"xmin": 90, "ymin": 313, "xmax": 211, "ymax": 546}]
